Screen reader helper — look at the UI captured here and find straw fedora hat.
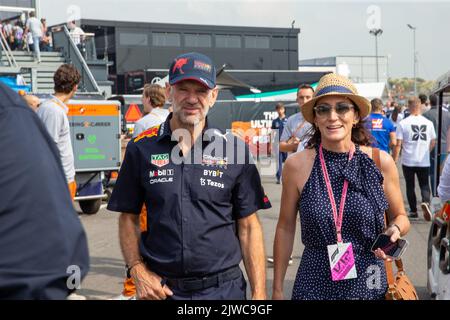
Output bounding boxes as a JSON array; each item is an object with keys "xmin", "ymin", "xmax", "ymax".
[{"xmin": 301, "ymin": 73, "xmax": 371, "ymax": 123}]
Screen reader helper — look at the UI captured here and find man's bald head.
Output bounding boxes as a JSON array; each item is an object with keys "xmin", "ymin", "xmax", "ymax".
[{"xmin": 23, "ymin": 95, "xmax": 41, "ymax": 112}]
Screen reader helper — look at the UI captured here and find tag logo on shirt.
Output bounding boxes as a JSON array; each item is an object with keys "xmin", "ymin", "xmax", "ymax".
[
  {"xmin": 151, "ymin": 153, "xmax": 170, "ymax": 167},
  {"xmin": 411, "ymin": 125, "xmax": 427, "ymax": 141},
  {"xmin": 371, "ymin": 119, "xmax": 383, "ymax": 130}
]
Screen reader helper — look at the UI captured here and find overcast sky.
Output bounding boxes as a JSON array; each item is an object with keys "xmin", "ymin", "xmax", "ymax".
[{"xmin": 38, "ymin": 0, "xmax": 450, "ymax": 80}]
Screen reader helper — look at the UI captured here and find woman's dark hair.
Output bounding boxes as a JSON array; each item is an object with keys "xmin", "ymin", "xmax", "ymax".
[
  {"xmin": 304, "ymin": 103, "xmax": 373, "ymax": 148},
  {"xmin": 391, "ymin": 104, "xmax": 402, "ymax": 122}
]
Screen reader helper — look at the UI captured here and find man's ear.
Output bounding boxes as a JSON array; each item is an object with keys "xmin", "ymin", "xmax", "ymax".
[
  {"xmin": 165, "ymin": 84, "xmax": 172, "ymax": 103},
  {"xmin": 70, "ymin": 84, "xmax": 79, "ymax": 98},
  {"xmin": 210, "ymin": 87, "xmax": 219, "ymax": 106}
]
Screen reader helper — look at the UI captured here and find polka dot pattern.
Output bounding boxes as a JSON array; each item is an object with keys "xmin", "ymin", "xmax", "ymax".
[{"xmin": 292, "ymin": 145, "xmax": 389, "ymax": 300}]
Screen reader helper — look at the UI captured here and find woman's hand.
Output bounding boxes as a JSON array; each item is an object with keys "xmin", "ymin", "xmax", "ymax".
[{"xmin": 373, "ymin": 225, "xmax": 401, "ymax": 261}]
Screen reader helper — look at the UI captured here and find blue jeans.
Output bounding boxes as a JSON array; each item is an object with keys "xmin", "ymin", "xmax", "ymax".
[
  {"xmin": 32, "ymin": 36, "xmax": 41, "ymax": 61},
  {"xmin": 276, "ymin": 152, "xmax": 287, "ymax": 182}
]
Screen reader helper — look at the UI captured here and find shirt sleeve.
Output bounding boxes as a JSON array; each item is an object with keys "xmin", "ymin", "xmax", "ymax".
[
  {"xmin": 107, "ymin": 141, "xmax": 145, "ymax": 214},
  {"xmin": 37, "ymin": 107, "xmax": 63, "ymax": 144},
  {"xmin": 280, "ymin": 118, "xmax": 292, "ymax": 142},
  {"xmin": 386, "ymin": 118, "xmax": 396, "ymax": 133},
  {"xmin": 396, "ymin": 122, "xmax": 403, "ymax": 140},
  {"xmin": 271, "ymin": 119, "xmax": 277, "ymax": 130},
  {"xmin": 438, "ymin": 156, "xmax": 450, "ymax": 203},
  {"xmin": 429, "ymin": 122, "xmax": 437, "ymax": 140},
  {"xmin": 231, "ymin": 161, "xmax": 272, "ymax": 219}
]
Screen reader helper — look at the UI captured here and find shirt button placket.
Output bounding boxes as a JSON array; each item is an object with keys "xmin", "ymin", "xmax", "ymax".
[{"xmin": 181, "ymin": 165, "xmax": 191, "ymax": 274}]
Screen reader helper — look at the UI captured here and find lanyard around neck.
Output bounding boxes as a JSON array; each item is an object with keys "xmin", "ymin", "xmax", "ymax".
[
  {"xmin": 319, "ymin": 143, "xmax": 355, "ymax": 243},
  {"xmin": 51, "ymin": 98, "xmax": 67, "ymax": 113}
]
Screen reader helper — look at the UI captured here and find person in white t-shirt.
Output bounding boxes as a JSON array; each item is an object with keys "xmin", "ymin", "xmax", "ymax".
[
  {"xmin": 67, "ymin": 21, "xmax": 85, "ymax": 46},
  {"xmin": 393, "ymin": 97, "xmax": 436, "ymax": 221},
  {"xmin": 132, "ymin": 84, "xmax": 170, "ymax": 138},
  {"xmin": 25, "ymin": 12, "xmax": 43, "ymax": 62}
]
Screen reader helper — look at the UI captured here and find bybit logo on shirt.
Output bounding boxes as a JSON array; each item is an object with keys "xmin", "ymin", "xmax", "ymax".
[{"xmin": 203, "ymin": 169, "xmax": 224, "ymax": 179}]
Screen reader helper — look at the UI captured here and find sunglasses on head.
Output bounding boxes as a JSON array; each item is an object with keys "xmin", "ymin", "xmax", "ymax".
[{"xmin": 313, "ymin": 102, "xmax": 355, "ymax": 117}]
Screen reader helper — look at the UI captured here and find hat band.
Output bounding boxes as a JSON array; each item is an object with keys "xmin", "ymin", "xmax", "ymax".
[{"xmin": 316, "ymin": 85, "xmax": 354, "ymax": 97}]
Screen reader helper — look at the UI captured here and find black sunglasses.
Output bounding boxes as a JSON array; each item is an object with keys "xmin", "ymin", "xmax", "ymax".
[{"xmin": 313, "ymin": 102, "xmax": 355, "ymax": 117}]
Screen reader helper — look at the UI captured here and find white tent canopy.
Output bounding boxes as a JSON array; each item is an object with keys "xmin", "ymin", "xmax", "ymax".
[{"xmin": 354, "ymin": 82, "xmax": 389, "ymax": 101}]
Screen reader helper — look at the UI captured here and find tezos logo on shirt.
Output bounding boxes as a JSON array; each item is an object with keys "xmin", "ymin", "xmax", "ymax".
[{"xmin": 151, "ymin": 154, "xmax": 170, "ymax": 167}]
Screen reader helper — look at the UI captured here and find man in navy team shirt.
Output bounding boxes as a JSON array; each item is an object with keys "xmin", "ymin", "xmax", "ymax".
[
  {"xmin": 366, "ymin": 98, "xmax": 396, "ymax": 154},
  {"xmin": 271, "ymin": 103, "xmax": 288, "ymax": 184}
]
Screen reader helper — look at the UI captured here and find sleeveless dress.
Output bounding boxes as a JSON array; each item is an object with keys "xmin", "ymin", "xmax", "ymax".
[{"xmin": 292, "ymin": 145, "xmax": 389, "ymax": 300}]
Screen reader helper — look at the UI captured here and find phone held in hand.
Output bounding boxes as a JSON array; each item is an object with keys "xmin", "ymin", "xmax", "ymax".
[{"xmin": 371, "ymin": 233, "xmax": 409, "ymax": 259}]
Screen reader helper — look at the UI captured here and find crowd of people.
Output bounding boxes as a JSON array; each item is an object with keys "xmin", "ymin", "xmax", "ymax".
[
  {"xmin": 2, "ymin": 49, "xmax": 450, "ymax": 300},
  {"xmin": 0, "ymin": 12, "xmax": 52, "ymax": 62},
  {"xmin": 272, "ymin": 87, "xmax": 445, "ymax": 223},
  {"xmin": 1, "ymin": 12, "xmax": 86, "ymax": 64}
]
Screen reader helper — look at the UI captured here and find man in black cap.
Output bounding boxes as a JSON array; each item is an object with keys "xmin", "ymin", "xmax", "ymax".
[
  {"xmin": 108, "ymin": 52, "xmax": 271, "ymax": 300},
  {"xmin": 0, "ymin": 83, "xmax": 89, "ymax": 299}
]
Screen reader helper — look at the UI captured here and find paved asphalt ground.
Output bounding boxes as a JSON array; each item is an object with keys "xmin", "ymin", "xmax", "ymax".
[{"xmin": 76, "ymin": 161, "xmax": 434, "ymax": 300}]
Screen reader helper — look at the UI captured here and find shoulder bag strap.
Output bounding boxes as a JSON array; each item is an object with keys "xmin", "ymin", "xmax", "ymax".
[
  {"xmin": 292, "ymin": 120, "xmax": 306, "ymax": 138},
  {"xmin": 372, "ymin": 148, "xmax": 400, "ymax": 286}
]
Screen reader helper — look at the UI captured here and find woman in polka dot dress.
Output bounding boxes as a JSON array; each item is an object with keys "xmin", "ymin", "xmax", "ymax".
[{"xmin": 272, "ymin": 74, "xmax": 410, "ymax": 300}]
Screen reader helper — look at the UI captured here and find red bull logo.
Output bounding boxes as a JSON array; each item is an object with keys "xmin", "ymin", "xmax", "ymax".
[
  {"xmin": 134, "ymin": 126, "xmax": 160, "ymax": 143},
  {"xmin": 172, "ymin": 58, "xmax": 189, "ymax": 74}
]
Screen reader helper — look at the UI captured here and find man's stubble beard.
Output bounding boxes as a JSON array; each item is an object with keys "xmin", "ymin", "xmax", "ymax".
[{"xmin": 175, "ymin": 109, "xmax": 205, "ymax": 127}]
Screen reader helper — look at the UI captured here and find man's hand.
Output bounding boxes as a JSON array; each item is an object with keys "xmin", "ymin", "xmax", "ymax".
[
  {"xmin": 131, "ymin": 263, "xmax": 173, "ymax": 300},
  {"xmin": 280, "ymin": 138, "xmax": 300, "ymax": 153},
  {"xmin": 287, "ymin": 136, "xmax": 300, "ymax": 146}
]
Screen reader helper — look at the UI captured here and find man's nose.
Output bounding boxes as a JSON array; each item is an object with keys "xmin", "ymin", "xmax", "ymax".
[{"xmin": 186, "ymin": 91, "xmax": 199, "ymax": 103}]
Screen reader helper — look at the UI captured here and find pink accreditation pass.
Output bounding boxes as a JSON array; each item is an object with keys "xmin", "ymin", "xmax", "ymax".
[{"xmin": 327, "ymin": 242, "xmax": 357, "ymax": 281}]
